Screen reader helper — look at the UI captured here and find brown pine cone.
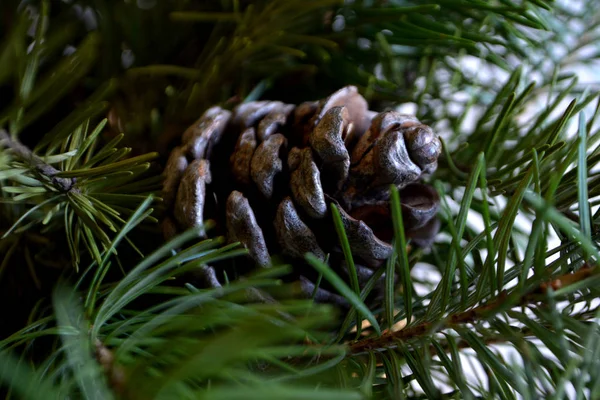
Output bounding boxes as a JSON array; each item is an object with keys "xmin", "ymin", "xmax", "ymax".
[{"xmin": 162, "ymin": 86, "xmax": 441, "ymax": 305}]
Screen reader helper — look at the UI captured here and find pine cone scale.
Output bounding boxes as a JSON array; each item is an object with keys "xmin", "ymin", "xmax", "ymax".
[
  {"xmin": 174, "ymin": 159, "xmax": 211, "ymax": 236},
  {"xmin": 226, "ymin": 190, "xmax": 271, "ymax": 268},
  {"xmin": 310, "ymin": 106, "xmax": 351, "ymax": 191},
  {"xmin": 230, "ymin": 127, "xmax": 257, "ymax": 185},
  {"xmin": 250, "ymin": 133, "xmax": 287, "ymax": 199},
  {"xmin": 275, "ymin": 197, "xmax": 326, "ymax": 261}
]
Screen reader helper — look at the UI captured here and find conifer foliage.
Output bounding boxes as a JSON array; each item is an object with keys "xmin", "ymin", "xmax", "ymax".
[{"xmin": 1, "ymin": 1, "xmax": 600, "ymax": 399}]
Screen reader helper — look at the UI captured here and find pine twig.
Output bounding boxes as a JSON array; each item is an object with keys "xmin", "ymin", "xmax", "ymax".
[
  {"xmin": 94, "ymin": 339, "xmax": 125, "ymax": 395},
  {"xmin": 0, "ymin": 130, "xmax": 78, "ymax": 193},
  {"xmin": 350, "ymin": 265, "xmax": 597, "ymax": 354}
]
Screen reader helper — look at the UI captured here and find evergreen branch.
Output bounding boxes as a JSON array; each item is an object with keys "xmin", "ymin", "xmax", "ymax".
[
  {"xmin": 3, "ymin": 0, "xmax": 600, "ymax": 398},
  {"xmin": 0, "ymin": 228, "xmax": 355, "ymax": 398},
  {"xmin": 350, "ymin": 265, "xmax": 597, "ymax": 355},
  {"xmin": 0, "ymin": 350, "xmax": 61, "ymax": 400},
  {"xmin": 0, "ymin": 130, "xmax": 77, "ymax": 193},
  {"xmin": 94, "ymin": 339, "xmax": 125, "ymax": 395},
  {"xmin": 0, "ymin": 118, "xmax": 160, "ymax": 270}
]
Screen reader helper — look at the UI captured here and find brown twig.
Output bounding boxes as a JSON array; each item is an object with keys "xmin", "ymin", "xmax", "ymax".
[
  {"xmin": 95, "ymin": 339, "xmax": 126, "ymax": 395},
  {"xmin": 0, "ymin": 129, "xmax": 77, "ymax": 192},
  {"xmin": 350, "ymin": 265, "xmax": 597, "ymax": 354}
]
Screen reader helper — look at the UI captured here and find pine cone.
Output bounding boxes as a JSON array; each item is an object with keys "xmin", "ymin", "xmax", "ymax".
[{"xmin": 162, "ymin": 86, "xmax": 441, "ymax": 305}]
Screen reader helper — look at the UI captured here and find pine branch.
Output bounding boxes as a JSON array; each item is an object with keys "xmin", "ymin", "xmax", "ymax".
[
  {"xmin": 3, "ymin": 0, "xmax": 600, "ymax": 399},
  {"xmin": 0, "ymin": 130, "xmax": 77, "ymax": 193},
  {"xmin": 0, "ymin": 118, "xmax": 160, "ymax": 270},
  {"xmin": 350, "ymin": 265, "xmax": 597, "ymax": 354},
  {"xmin": 94, "ymin": 339, "xmax": 125, "ymax": 396}
]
